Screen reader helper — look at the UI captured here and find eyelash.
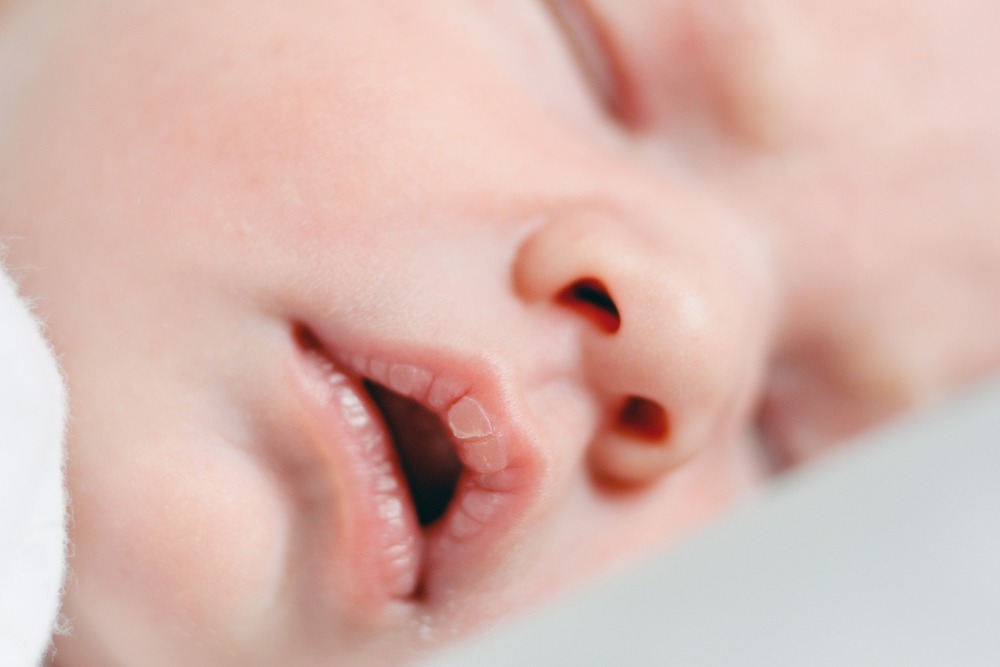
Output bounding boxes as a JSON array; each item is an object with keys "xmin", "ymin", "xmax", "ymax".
[{"xmin": 542, "ymin": 0, "xmax": 634, "ymax": 125}]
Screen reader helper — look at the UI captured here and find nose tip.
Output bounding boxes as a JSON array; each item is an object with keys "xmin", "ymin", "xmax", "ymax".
[{"xmin": 514, "ymin": 212, "xmax": 770, "ymax": 485}]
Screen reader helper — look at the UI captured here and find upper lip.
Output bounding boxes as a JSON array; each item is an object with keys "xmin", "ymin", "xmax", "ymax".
[{"xmin": 287, "ymin": 322, "xmax": 550, "ymax": 619}]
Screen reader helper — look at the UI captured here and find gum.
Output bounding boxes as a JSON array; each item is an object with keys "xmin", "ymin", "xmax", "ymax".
[
  {"xmin": 326, "ymin": 348, "xmax": 530, "ymax": 554},
  {"xmin": 332, "ymin": 351, "xmax": 510, "ymax": 477}
]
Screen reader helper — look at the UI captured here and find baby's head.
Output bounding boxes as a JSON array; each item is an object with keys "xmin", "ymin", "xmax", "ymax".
[{"xmin": 2, "ymin": 0, "xmax": 999, "ymax": 665}]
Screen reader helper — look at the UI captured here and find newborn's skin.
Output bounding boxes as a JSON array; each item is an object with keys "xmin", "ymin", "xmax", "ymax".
[{"xmin": 1, "ymin": 0, "xmax": 999, "ymax": 665}]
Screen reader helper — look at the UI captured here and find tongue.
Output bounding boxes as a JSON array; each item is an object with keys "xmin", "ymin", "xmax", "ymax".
[{"xmin": 366, "ymin": 382, "xmax": 463, "ymax": 525}]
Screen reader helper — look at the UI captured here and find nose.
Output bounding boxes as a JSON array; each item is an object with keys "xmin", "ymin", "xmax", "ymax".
[{"xmin": 513, "ymin": 211, "xmax": 771, "ymax": 485}]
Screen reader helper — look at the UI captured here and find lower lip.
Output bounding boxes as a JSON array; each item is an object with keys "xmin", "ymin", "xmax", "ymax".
[{"xmin": 291, "ymin": 345, "xmax": 425, "ymax": 612}]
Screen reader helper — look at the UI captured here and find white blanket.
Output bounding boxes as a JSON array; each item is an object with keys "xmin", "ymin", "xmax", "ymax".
[{"xmin": 0, "ymin": 259, "xmax": 67, "ymax": 667}]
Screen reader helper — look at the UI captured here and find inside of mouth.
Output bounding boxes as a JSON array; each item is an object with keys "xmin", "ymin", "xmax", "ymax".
[{"xmin": 365, "ymin": 381, "xmax": 463, "ymax": 526}]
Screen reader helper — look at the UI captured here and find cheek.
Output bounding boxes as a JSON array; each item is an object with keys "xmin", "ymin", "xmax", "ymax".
[{"xmin": 66, "ymin": 428, "xmax": 289, "ymax": 653}]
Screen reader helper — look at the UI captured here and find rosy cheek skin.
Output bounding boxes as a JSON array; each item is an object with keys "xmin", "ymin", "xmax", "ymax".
[{"xmin": 70, "ymin": 434, "xmax": 291, "ymax": 647}]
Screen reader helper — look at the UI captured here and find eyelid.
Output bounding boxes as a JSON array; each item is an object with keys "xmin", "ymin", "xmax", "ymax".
[{"xmin": 543, "ymin": 0, "xmax": 635, "ymax": 125}]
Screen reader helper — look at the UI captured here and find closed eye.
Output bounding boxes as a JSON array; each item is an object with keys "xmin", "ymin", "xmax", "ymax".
[{"xmin": 542, "ymin": 0, "xmax": 634, "ymax": 125}]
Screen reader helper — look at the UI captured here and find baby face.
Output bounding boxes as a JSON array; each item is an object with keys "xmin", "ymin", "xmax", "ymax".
[{"xmin": 2, "ymin": 0, "xmax": 1000, "ymax": 665}]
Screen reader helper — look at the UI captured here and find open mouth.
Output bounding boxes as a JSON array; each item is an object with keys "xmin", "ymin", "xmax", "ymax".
[
  {"xmin": 365, "ymin": 381, "xmax": 463, "ymax": 527},
  {"xmin": 289, "ymin": 323, "xmax": 537, "ymax": 611}
]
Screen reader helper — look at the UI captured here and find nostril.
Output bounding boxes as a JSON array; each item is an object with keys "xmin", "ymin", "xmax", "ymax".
[
  {"xmin": 557, "ymin": 278, "xmax": 621, "ymax": 333},
  {"xmin": 615, "ymin": 396, "xmax": 669, "ymax": 442}
]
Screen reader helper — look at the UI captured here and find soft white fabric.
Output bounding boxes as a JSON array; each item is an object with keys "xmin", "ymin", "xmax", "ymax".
[{"xmin": 0, "ymin": 259, "xmax": 68, "ymax": 667}]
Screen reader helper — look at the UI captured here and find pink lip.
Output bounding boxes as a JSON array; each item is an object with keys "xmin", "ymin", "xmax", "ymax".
[{"xmin": 287, "ymin": 323, "xmax": 549, "ymax": 617}]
